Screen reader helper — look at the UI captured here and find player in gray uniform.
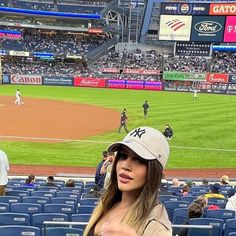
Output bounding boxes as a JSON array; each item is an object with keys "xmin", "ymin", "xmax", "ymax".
[
  {"xmin": 143, "ymin": 101, "xmax": 149, "ymax": 118},
  {"xmin": 118, "ymin": 109, "xmax": 129, "ymax": 133}
]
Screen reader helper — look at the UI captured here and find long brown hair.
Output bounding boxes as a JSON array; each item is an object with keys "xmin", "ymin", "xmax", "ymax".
[{"xmin": 84, "ymin": 146, "xmax": 163, "ymax": 236}]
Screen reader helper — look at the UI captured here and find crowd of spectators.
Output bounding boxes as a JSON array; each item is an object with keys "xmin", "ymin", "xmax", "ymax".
[
  {"xmin": 210, "ymin": 52, "xmax": 236, "ymax": 74},
  {"xmin": 163, "ymin": 54, "xmax": 209, "ymax": 73},
  {"xmin": 3, "ymin": 58, "xmax": 82, "ymax": 75},
  {"xmin": 0, "ymin": 28, "xmax": 109, "ymax": 55}
]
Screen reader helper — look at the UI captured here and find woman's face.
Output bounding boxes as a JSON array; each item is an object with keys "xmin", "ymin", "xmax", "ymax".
[{"xmin": 116, "ymin": 146, "xmax": 147, "ymax": 194}]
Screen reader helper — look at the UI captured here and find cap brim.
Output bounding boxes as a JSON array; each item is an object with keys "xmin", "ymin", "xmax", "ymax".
[{"xmin": 108, "ymin": 140, "xmax": 157, "ymax": 161}]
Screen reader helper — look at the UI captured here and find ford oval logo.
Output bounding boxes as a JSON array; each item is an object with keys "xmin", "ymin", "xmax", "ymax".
[{"xmin": 194, "ymin": 21, "xmax": 222, "ymax": 33}]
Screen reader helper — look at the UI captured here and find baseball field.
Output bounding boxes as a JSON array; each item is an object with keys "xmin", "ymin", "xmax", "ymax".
[{"xmin": 0, "ymin": 84, "xmax": 236, "ymax": 171}]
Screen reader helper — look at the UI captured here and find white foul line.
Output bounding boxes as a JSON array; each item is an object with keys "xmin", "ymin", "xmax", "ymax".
[{"xmin": 0, "ymin": 135, "xmax": 236, "ymax": 152}]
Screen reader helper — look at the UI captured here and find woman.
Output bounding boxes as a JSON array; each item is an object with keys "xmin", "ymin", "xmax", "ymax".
[{"xmin": 84, "ymin": 126, "xmax": 172, "ymax": 236}]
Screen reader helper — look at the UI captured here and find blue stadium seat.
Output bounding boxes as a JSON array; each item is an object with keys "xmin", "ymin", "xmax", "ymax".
[
  {"xmin": 207, "ymin": 198, "xmax": 227, "ymax": 204},
  {"xmin": 6, "ymin": 190, "xmax": 29, "ymax": 197},
  {"xmin": 163, "ymin": 201, "xmax": 190, "ymax": 221},
  {"xmin": 0, "ymin": 225, "xmax": 40, "ymax": 236},
  {"xmin": 31, "ymin": 191, "xmax": 56, "ymax": 198},
  {"xmin": 172, "ymin": 208, "xmax": 188, "ymax": 224},
  {"xmin": 37, "ymin": 186, "xmax": 59, "ymax": 192},
  {"xmin": 51, "ymin": 197, "xmax": 78, "ymax": 207},
  {"xmin": 223, "ymin": 219, "xmax": 236, "ymax": 236},
  {"xmin": 60, "ymin": 187, "xmax": 82, "ymax": 193},
  {"xmin": 0, "ymin": 213, "xmax": 30, "ymax": 225},
  {"xmin": 158, "ymin": 195, "xmax": 180, "ymax": 203},
  {"xmin": 181, "ymin": 196, "xmax": 197, "ymax": 203},
  {"xmin": 44, "ymin": 204, "xmax": 76, "ymax": 219},
  {"xmin": 79, "ymin": 198, "xmax": 99, "ymax": 206},
  {"xmin": 187, "ymin": 218, "xmax": 224, "ymax": 236},
  {"xmin": 45, "ymin": 227, "xmax": 83, "ymax": 236},
  {"xmin": 0, "ymin": 196, "xmax": 21, "ymax": 204},
  {"xmin": 56, "ymin": 191, "xmax": 81, "ymax": 201},
  {"xmin": 77, "ymin": 205, "xmax": 95, "ymax": 214},
  {"xmin": 71, "ymin": 214, "xmax": 91, "ymax": 230},
  {"xmin": 32, "ymin": 213, "xmax": 68, "ymax": 230},
  {"xmin": 206, "ymin": 209, "xmax": 235, "ymax": 222},
  {"xmin": 22, "ymin": 196, "xmax": 50, "ymax": 205},
  {"xmin": 229, "ymin": 233, "xmax": 236, "ymax": 236},
  {"xmin": 0, "ymin": 203, "xmax": 10, "ymax": 213},
  {"xmin": 14, "ymin": 186, "xmax": 38, "ymax": 192},
  {"xmin": 11, "ymin": 203, "xmax": 42, "ymax": 217}
]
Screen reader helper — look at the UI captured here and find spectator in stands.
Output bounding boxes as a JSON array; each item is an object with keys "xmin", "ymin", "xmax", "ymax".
[
  {"xmin": 185, "ymin": 179, "xmax": 194, "ymax": 188},
  {"xmin": 0, "ymin": 149, "xmax": 9, "ymax": 196},
  {"xmin": 95, "ymin": 150, "xmax": 108, "ymax": 188},
  {"xmin": 24, "ymin": 175, "xmax": 35, "ymax": 186},
  {"xmin": 65, "ymin": 179, "xmax": 75, "ymax": 187},
  {"xmin": 195, "ymin": 196, "xmax": 219, "ymax": 216},
  {"xmin": 84, "ymin": 127, "xmax": 172, "ymax": 236},
  {"xmin": 85, "ymin": 185, "xmax": 102, "ymax": 199},
  {"xmin": 225, "ymin": 189, "xmax": 236, "ymax": 213},
  {"xmin": 103, "ymin": 152, "xmax": 116, "ymax": 189},
  {"xmin": 44, "ymin": 176, "xmax": 57, "ymax": 186},
  {"xmin": 203, "ymin": 183, "xmax": 225, "ymax": 199},
  {"xmin": 178, "ymin": 203, "xmax": 203, "ymax": 236},
  {"xmin": 219, "ymin": 175, "xmax": 230, "ymax": 185},
  {"xmin": 172, "ymin": 178, "xmax": 180, "ymax": 187},
  {"xmin": 201, "ymin": 179, "xmax": 209, "ymax": 185},
  {"xmin": 162, "ymin": 124, "xmax": 173, "ymax": 140},
  {"xmin": 181, "ymin": 184, "xmax": 193, "ymax": 197}
]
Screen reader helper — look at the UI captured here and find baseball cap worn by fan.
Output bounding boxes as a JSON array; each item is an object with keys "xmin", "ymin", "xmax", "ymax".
[{"xmin": 108, "ymin": 127, "xmax": 169, "ymax": 168}]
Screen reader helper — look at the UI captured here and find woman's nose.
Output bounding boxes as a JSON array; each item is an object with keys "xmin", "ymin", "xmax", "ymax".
[{"xmin": 121, "ymin": 157, "xmax": 132, "ymax": 171}]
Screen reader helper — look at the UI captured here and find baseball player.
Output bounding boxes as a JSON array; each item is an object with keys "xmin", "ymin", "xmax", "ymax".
[{"xmin": 118, "ymin": 109, "xmax": 129, "ymax": 133}]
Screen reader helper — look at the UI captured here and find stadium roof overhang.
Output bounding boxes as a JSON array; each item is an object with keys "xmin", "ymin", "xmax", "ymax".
[{"xmin": 0, "ymin": 7, "xmax": 102, "ymax": 20}]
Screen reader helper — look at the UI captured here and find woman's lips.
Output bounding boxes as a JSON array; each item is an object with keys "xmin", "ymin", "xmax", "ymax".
[{"xmin": 119, "ymin": 173, "xmax": 133, "ymax": 183}]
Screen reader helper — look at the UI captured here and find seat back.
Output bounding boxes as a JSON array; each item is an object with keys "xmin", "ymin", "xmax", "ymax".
[
  {"xmin": 22, "ymin": 196, "xmax": 50, "ymax": 205},
  {"xmin": 79, "ymin": 198, "xmax": 99, "ymax": 206},
  {"xmin": 223, "ymin": 219, "xmax": 236, "ymax": 236},
  {"xmin": 11, "ymin": 203, "xmax": 42, "ymax": 216},
  {"xmin": 0, "ymin": 196, "xmax": 21, "ymax": 204},
  {"xmin": 51, "ymin": 197, "xmax": 77, "ymax": 207},
  {"xmin": 0, "ymin": 212, "xmax": 30, "ymax": 225},
  {"xmin": 6, "ymin": 190, "xmax": 29, "ymax": 197},
  {"xmin": 45, "ymin": 227, "xmax": 83, "ymax": 236},
  {"xmin": 158, "ymin": 195, "xmax": 180, "ymax": 203},
  {"xmin": 163, "ymin": 201, "xmax": 190, "ymax": 221},
  {"xmin": 187, "ymin": 218, "xmax": 224, "ymax": 236},
  {"xmin": 44, "ymin": 204, "xmax": 76, "ymax": 219},
  {"xmin": 31, "ymin": 191, "xmax": 56, "ymax": 198},
  {"xmin": 0, "ymin": 225, "xmax": 40, "ymax": 236},
  {"xmin": 71, "ymin": 214, "xmax": 92, "ymax": 230},
  {"xmin": 0, "ymin": 203, "xmax": 10, "ymax": 213},
  {"xmin": 77, "ymin": 205, "xmax": 95, "ymax": 214},
  {"xmin": 206, "ymin": 209, "xmax": 235, "ymax": 222}
]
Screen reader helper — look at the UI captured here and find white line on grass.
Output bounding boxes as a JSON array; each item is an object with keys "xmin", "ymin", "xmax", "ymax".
[{"xmin": 0, "ymin": 135, "xmax": 236, "ymax": 152}]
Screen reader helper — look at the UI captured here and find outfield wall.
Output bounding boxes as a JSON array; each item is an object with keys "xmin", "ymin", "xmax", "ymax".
[{"xmin": 2, "ymin": 73, "xmax": 236, "ymax": 94}]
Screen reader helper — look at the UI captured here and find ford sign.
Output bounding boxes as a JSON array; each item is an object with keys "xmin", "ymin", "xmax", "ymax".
[{"xmin": 194, "ymin": 21, "xmax": 222, "ymax": 33}]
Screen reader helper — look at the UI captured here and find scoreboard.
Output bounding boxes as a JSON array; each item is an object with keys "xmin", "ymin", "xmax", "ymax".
[{"xmin": 159, "ymin": 2, "xmax": 236, "ymax": 43}]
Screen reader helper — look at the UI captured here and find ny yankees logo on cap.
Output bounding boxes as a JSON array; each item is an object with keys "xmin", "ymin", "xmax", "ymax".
[{"xmin": 130, "ymin": 128, "xmax": 146, "ymax": 138}]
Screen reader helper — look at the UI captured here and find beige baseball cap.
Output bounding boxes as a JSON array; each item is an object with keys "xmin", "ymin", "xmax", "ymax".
[{"xmin": 108, "ymin": 127, "xmax": 170, "ymax": 168}]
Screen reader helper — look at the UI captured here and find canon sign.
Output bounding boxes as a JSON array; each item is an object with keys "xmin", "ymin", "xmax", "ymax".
[
  {"xmin": 194, "ymin": 21, "xmax": 222, "ymax": 33},
  {"xmin": 11, "ymin": 75, "xmax": 42, "ymax": 84}
]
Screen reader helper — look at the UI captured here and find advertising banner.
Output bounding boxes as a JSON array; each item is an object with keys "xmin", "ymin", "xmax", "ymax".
[
  {"xmin": 88, "ymin": 28, "xmax": 104, "ymax": 34},
  {"xmin": 224, "ymin": 16, "xmax": 236, "ymax": 43},
  {"xmin": 159, "ymin": 15, "xmax": 192, "ymax": 41},
  {"xmin": 163, "ymin": 71, "xmax": 186, "ymax": 81},
  {"xmin": 126, "ymin": 80, "xmax": 144, "ymax": 89},
  {"xmin": 206, "ymin": 73, "xmax": 229, "ymax": 83},
  {"xmin": 43, "ymin": 76, "xmax": 73, "ymax": 86},
  {"xmin": 144, "ymin": 81, "xmax": 162, "ymax": 91},
  {"xmin": 2, "ymin": 75, "xmax": 10, "ymax": 84},
  {"xmin": 191, "ymin": 16, "xmax": 225, "ymax": 42},
  {"xmin": 11, "ymin": 75, "xmax": 42, "ymax": 85},
  {"xmin": 101, "ymin": 68, "xmax": 120, "ymax": 73},
  {"xmin": 229, "ymin": 74, "xmax": 236, "ymax": 84},
  {"xmin": 175, "ymin": 42, "xmax": 212, "ymax": 57},
  {"xmin": 123, "ymin": 69, "xmax": 160, "ymax": 75},
  {"xmin": 161, "ymin": 2, "xmax": 209, "ymax": 15},
  {"xmin": 74, "ymin": 77, "xmax": 106, "ymax": 88},
  {"xmin": 210, "ymin": 3, "xmax": 236, "ymax": 15},
  {"xmin": 107, "ymin": 79, "xmax": 126, "ymax": 89},
  {"xmin": 186, "ymin": 72, "xmax": 206, "ymax": 81},
  {"xmin": 0, "ymin": 30, "xmax": 21, "ymax": 39},
  {"xmin": 227, "ymin": 84, "xmax": 236, "ymax": 94},
  {"xmin": 9, "ymin": 51, "xmax": 29, "ymax": 57}
]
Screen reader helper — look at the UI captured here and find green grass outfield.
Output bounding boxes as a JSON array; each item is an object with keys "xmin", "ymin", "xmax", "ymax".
[{"xmin": 1, "ymin": 85, "xmax": 236, "ymax": 169}]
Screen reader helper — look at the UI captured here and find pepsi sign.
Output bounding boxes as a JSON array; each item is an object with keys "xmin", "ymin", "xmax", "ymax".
[{"xmin": 161, "ymin": 2, "xmax": 209, "ymax": 15}]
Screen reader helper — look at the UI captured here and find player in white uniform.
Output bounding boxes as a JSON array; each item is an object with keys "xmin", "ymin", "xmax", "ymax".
[
  {"xmin": 15, "ymin": 89, "xmax": 21, "ymax": 105},
  {"xmin": 193, "ymin": 89, "xmax": 198, "ymax": 100}
]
